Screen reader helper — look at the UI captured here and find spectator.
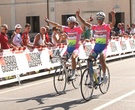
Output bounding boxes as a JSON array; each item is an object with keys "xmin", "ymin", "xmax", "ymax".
[
  {"xmin": 60, "ymin": 31, "xmax": 68, "ymax": 43},
  {"xmin": 33, "ymin": 26, "xmax": 47, "ymax": 46},
  {"xmin": 44, "ymin": 25, "xmax": 51, "ymax": 43},
  {"xmin": 114, "ymin": 23, "xmax": 124, "ymax": 36},
  {"xmin": 0, "ymin": 24, "xmax": 10, "ymax": 52},
  {"xmin": 44, "ymin": 25, "xmax": 53, "ymax": 46},
  {"xmin": 52, "ymin": 27, "xmax": 61, "ymax": 44},
  {"xmin": 11, "ymin": 24, "xmax": 23, "ymax": 47},
  {"xmin": 131, "ymin": 23, "xmax": 135, "ymax": 35},
  {"xmin": 121, "ymin": 23, "xmax": 125, "ymax": 32},
  {"xmin": 52, "ymin": 27, "xmax": 67, "ymax": 44},
  {"xmin": 22, "ymin": 23, "xmax": 33, "ymax": 48},
  {"xmin": 125, "ymin": 27, "xmax": 131, "ymax": 35}
]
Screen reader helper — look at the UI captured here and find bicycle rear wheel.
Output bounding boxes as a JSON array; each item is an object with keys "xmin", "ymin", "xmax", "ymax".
[
  {"xmin": 80, "ymin": 68, "xmax": 94, "ymax": 101},
  {"xmin": 72, "ymin": 68, "xmax": 82, "ymax": 89},
  {"xmin": 99, "ymin": 66, "xmax": 110, "ymax": 94},
  {"xmin": 53, "ymin": 67, "xmax": 66, "ymax": 95}
]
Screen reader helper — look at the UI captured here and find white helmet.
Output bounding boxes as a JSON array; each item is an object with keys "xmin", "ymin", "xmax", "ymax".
[
  {"xmin": 67, "ymin": 16, "xmax": 77, "ymax": 23},
  {"xmin": 96, "ymin": 12, "xmax": 106, "ymax": 18}
]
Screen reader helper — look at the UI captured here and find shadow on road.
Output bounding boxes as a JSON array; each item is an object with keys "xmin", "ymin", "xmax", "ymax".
[
  {"xmin": 0, "ymin": 92, "xmax": 60, "ymax": 104},
  {"xmin": 25, "ymin": 94, "xmax": 102, "ymax": 110},
  {"xmin": 0, "ymin": 88, "xmax": 102, "ymax": 110},
  {"xmin": 27, "ymin": 99, "xmax": 86, "ymax": 110}
]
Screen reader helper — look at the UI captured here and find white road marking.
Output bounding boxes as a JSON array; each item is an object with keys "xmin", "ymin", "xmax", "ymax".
[
  {"xmin": 0, "ymin": 79, "xmax": 52, "ymax": 95},
  {"xmin": 93, "ymin": 90, "xmax": 135, "ymax": 110}
]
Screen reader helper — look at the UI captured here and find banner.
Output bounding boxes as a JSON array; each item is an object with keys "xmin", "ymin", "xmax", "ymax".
[{"xmin": 1, "ymin": 38, "xmax": 135, "ymax": 78}]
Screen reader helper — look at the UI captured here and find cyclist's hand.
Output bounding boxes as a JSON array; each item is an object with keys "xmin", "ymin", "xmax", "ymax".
[
  {"xmin": 76, "ymin": 9, "xmax": 80, "ymax": 17},
  {"xmin": 110, "ymin": 8, "xmax": 115, "ymax": 16},
  {"xmin": 44, "ymin": 17, "xmax": 49, "ymax": 22}
]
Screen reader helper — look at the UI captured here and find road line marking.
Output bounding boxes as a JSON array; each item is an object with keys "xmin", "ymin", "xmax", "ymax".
[
  {"xmin": 93, "ymin": 90, "xmax": 135, "ymax": 110},
  {"xmin": 0, "ymin": 79, "xmax": 52, "ymax": 95}
]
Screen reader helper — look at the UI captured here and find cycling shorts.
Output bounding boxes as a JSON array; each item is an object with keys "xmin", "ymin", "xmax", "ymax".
[
  {"xmin": 91, "ymin": 43, "xmax": 107, "ymax": 59},
  {"xmin": 67, "ymin": 46, "xmax": 79, "ymax": 55}
]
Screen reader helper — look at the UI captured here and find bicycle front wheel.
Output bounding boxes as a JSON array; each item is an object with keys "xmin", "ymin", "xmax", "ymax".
[
  {"xmin": 72, "ymin": 68, "xmax": 82, "ymax": 89},
  {"xmin": 99, "ymin": 66, "xmax": 110, "ymax": 94},
  {"xmin": 80, "ymin": 68, "xmax": 94, "ymax": 101},
  {"xmin": 53, "ymin": 67, "xmax": 66, "ymax": 95}
]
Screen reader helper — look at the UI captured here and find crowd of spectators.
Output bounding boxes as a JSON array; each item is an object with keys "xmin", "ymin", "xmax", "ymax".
[
  {"xmin": 0, "ymin": 21, "xmax": 135, "ymax": 52},
  {"xmin": 111, "ymin": 22, "xmax": 135, "ymax": 38},
  {"xmin": 0, "ymin": 23, "xmax": 68, "ymax": 52}
]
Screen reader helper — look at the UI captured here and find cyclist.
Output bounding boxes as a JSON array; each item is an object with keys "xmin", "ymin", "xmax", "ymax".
[
  {"xmin": 76, "ymin": 9, "xmax": 115, "ymax": 85},
  {"xmin": 45, "ymin": 16, "xmax": 83, "ymax": 80}
]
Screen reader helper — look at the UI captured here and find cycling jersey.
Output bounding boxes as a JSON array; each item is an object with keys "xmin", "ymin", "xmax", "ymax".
[
  {"xmin": 92, "ymin": 23, "xmax": 111, "ymax": 58},
  {"xmin": 63, "ymin": 26, "xmax": 83, "ymax": 53},
  {"xmin": 92, "ymin": 23, "xmax": 111, "ymax": 45}
]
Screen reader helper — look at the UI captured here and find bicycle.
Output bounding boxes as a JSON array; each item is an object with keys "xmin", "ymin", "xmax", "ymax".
[
  {"xmin": 51, "ymin": 44, "xmax": 83, "ymax": 95},
  {"xmin": 80, "ymin": 54, "xmax": 110, "ymax": 101}
]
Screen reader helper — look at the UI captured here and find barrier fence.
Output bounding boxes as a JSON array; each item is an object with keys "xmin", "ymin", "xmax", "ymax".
[{"xmin": 0, "ymin": 37, "xmax": 135, "ymax": 86}]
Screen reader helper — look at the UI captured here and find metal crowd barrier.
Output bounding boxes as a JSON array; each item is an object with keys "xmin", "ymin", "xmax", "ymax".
[{"xmin": 0, "ymin": 37, "xmax": 135, "ymax": 86}]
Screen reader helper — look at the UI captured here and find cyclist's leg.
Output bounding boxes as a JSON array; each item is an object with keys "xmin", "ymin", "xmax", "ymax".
[
  {"xmin": 98, "ymin": 45, "xmax": 107, "ymax": 82},
  {"xmin": 88, "ymin": 50, "xmax": 98, "ymax": 85},
  {"xmin": 99, "ymin": 53, "xmax": 106, "ymax": 75},
  {"xmin": 90, "ymin": 44, "xmax": 107, "ymax": 84},
  {"xmin": 70, "ymin": 49, "xmax": 79, "ymax": 79},
  {"xmin": 67, "ymin": 46, "xmax": 77, "ymax": 79}
]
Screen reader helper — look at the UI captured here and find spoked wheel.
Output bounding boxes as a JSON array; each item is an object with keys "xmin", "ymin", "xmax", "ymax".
[
  {"xmin": 53, "ymin": 67, "xmax": 66, "ymax": 95},
  {"xmin": 80, "ymin": 68, "xmax": 94, "ymax": 101},
  {"xmin": 99, "ymin": 66, "xmax": 110, "ymax": 94},
  {"xmin": 72, "ymin": 68, "xmax": 82, "ymax": 89}
]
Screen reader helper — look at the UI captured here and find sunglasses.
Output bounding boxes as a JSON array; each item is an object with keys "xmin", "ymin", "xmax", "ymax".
[{"xmin": 97, "ymin": 17, "xmax": 104, "ymax": 20}]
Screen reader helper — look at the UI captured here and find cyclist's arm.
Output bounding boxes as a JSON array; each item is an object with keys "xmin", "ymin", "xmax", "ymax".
[
  {"xmin": 76, "ymin": 9, "xmax": 92, "ymax": 29},
  {"xmin": 44, "ymin": 17, "xmax": 63, "ymax": 30},
  {"xmin": 110, "ymin": 10, "xmax": 116, "ymax": 28}
]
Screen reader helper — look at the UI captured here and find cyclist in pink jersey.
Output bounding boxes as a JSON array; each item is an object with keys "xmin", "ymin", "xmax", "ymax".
[
  {"xmin": 76, "ymin": 9, "xmax": 115, "ymax": 84},
  {"xmin": 45, "ymin": 16, "xmax": 83, "ymax": 80}
]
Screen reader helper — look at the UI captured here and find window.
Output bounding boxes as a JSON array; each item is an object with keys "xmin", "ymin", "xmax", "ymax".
[{"xmin": 26, "ymin": 16, "xmax": 40, "ymax": 33}]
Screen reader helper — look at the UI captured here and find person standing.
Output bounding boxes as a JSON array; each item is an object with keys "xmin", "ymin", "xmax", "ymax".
[
  {"xmin": 22, "ymin": 23, "xmax": 33, "ymax": 48},
  {"xmin": 11, "ymin": 24, "xmax": 23, "ymax": 47},
  {"xmin": 0, "ymin": 24, "xmax": 10, "ymax": 52},
  {"xmin": 33, "ymin": 27, "xmax": 47, "ymax": 47},
  {"xmin": 131, "ymin": 23, "xmax": 135, "ymax": 35}
]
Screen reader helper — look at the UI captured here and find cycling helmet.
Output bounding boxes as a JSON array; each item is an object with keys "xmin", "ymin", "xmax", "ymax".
[
  {"xmin": 67, "ymin": 16, "xmax": 77, "ymax": 23},
  {"xmin": 96, "ymin": 12, "xmax": 106, "ymax": 18}
]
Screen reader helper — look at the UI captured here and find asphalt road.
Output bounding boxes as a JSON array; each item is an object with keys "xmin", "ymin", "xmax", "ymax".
[{"xmin": 0, "ymin": 57, "xmax": 135, "ymax": 110}]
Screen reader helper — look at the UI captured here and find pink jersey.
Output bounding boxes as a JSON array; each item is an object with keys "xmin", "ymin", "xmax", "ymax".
[
  {"xmin": 63, "ymin": 26, "xmax": 83, "ymax": 49},
  {"xmin": 92, "ymin": 23, "xmax": 111, "ymax": 45}
]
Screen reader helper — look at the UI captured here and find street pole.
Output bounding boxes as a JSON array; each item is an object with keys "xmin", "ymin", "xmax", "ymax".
[{"xmin": 47, "ymin": 0, "xmax": 49, "ymax": 25}]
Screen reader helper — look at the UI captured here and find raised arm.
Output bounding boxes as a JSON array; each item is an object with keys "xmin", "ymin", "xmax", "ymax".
[
  {"xmin": 76, "ymin": 9, "xmax": 92, "ymax": 29},
  {"xmin": 110, "ymin": 9, "xmax": 116, "ymax": 28},
  {"xmin": 44, "ymin": 17, "xmax": 63, "ymax": 30}
]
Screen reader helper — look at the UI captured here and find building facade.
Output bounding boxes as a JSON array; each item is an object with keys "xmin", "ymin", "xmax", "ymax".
[{"xmin": 0, "ymin": 0, "xmax": 134, "ymax": 32}]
